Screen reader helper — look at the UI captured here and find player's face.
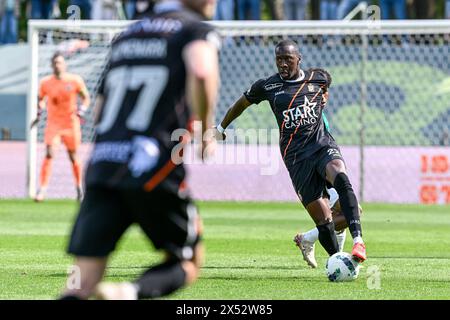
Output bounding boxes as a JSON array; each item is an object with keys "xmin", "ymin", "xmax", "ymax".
[
  {"xmin": 275, "ymin": 46, "xmax": 300, "ymax": 80},
  {"xmin": 52, "ymin": 56, "xmax": 66, "ymax": 75},
  {"xmin": 183, "ymin": 0, "xmax": 217, "ymax": 19}
]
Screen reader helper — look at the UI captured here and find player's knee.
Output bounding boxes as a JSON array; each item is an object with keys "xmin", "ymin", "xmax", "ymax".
[
  {"xmin": 358, "ymin": 204, "xmax": 363, "ymax": 216},
  {"xmin": 327, "ymin": 159, "xmax": 345, "ymax": 174},
  {"xmin": 333, "ymin": 172, "xmax": 353, "ymax": 192},
  {"xmin": 316, "ymin": 216, "xmax": 333, "ymax": 226}
]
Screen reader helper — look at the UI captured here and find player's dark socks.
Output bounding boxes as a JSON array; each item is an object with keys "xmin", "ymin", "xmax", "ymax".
[
  {"xmin": 333, "ymin": 172, "xmax": 362, "ymax": 239},
  {"xmin": 134, "ymin": 259, "xmax": 186, "ymax": 299},
  {"xmin": 317, "ymin": 222, "xmax": 339, "ymax": 256}
]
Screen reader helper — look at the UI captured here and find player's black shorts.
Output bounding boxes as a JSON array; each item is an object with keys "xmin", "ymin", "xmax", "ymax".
[
  {"xmin": 287, "ymin": 146, "xmax": 344, "ymax": 207},
  {"xmin": 67, "ymin": 186, "xmax": 201, "ymax": 261}
]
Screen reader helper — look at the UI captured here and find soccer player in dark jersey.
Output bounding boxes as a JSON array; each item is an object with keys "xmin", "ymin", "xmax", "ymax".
[
  {"xmin": 292, "ymin": 68, "xmax": 363, "ymax": 268},
  {"xmin": 60, "ymin": 0, "xmax": 220, "ymax": 300},
  {"xmin": 215, "ymin": 40, "xmax": 366, "ymax": 264}
]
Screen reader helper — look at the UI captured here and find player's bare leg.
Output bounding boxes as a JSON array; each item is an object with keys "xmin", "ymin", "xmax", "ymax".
[
  {"xmin": 331, "ymin": 202, "xmax": 348, "ymax": 252},
  {"xmin": 60, "ymin": 257, "xmax": 108, "ymax": 300},
  {"xmin": 35, "ymin": 145, "xmax": 54, "ymax": 202},
  {"xmin": 326, "ymin": 159, "xmax": 366, "ymax": 262},
  {"xmin": 294, "ymin": 198, "xmax": 339, "ymax": 268},
  {"xmin": 296, "ymin": 195, "xmax": 343, "ymax": 267},
  {"xmin": 95, "ymin": 218, "xmax": 205, "ymax": 300},
  {"xmin": 68, "ymin": 150, "xmax": 83, "ymax": 201},
  {"xmin": 295, "ymin": 199, "xmax": 363, "ymax": 267}
]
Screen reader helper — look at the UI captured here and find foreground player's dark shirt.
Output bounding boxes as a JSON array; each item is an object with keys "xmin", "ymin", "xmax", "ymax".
[
  {"xmin": 86, "ymin": 3, "xmax": 217, "ymax": 193},
  {"xmin": 244, "ymin": 69, "xmax": 337, "ymax": 164}
]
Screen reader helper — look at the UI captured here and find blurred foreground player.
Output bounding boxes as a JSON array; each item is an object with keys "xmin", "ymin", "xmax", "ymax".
[
  {"xmin": 60, "ymin": 0, "xmax": 220, "ymax": 300},
  {"xmin": 215, "ymin": 40, "xmax": 366, "ymax": 264},
  {"xmin": 33, "ymin": 52, "xmax": 90, "ymax": 202}
]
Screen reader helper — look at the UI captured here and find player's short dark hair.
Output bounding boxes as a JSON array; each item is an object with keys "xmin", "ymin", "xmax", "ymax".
[
  {"xmin": 51, "ymin": 51, "xmax": 64, "ymax": 63},
  {"xmin": 309, "ymin": 68, "xmax": 332, "ymax": 89},
  {"xmin": 275, "ymin": 39, "xmax": 301, "ymax": 58}
]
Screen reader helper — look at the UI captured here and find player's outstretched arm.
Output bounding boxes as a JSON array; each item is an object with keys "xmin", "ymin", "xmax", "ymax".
[
  {"xmin": 183, "ymin": 39, "xmax": 220, "ymax": 159},
  {"xmin": 215, "ymin": 95, "xmax": 252, "ymax": 140}
]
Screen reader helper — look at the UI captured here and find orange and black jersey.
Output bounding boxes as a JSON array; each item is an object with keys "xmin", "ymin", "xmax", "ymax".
[
  {"xmin": 85, "ymin": 2, "xmax": 218, "ymax": 193},
  {"xmin": 244, "ymin": 69, "xmax": 338, "ymax": 164}
]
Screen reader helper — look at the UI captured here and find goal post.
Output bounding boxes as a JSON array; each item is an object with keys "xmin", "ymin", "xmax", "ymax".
[{"xmin": 27, "ymin": 19, "xmax": 450, "ymax": 204}]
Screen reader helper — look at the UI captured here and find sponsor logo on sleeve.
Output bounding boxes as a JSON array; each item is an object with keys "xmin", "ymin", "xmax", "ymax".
[{"xmin": 264, "ymin": 83, "xmax": 283, "ymax": 91}]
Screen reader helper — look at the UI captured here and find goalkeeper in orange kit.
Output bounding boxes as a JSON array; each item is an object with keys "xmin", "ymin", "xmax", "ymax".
[{"xmin": 33, "ymin": 52, "xmax": 90, "ymax": 202}]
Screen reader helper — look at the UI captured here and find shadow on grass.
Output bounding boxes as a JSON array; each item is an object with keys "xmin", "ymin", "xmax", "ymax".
[
  {"xmin": 201, "ymin": 276, "xmax": 323, "ymax": 282},
  {"xmin": 368, "ymin": 256, "xmax": 450, "ymax": 260},
  {"xmin": 202, "ymin": 265, "xmax": 303, "ymax": 270}
]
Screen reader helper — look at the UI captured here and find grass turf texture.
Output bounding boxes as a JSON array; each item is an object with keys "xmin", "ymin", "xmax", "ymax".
[{"xmin": 0, "ymin": 200, "xmax": 449, "ymax": 300}]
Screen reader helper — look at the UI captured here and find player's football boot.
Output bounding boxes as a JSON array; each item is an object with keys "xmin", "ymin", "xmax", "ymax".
[
  {"xmin": 293, "ymin": 233, "xmax": 318, "ymax": 268},
  {"xmin": 335, "ymin": 230, "xmax": 346, "ymax": 252},
  {"xmin": 95, "ymin": 282, "xmax": 138, "ymax": 300},
  {"xmin": 34, "ymin": 188, "xmax": 46, "ymax": 202},
  {"xmin": 351, "ymin": 242, "xmax": 367, "ymax": 262}
]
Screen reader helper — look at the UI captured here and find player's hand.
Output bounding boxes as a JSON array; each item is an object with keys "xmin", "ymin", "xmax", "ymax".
[
  {"xmin": 212, "ymin": 125, "xmax": 226, "ymax": 141},
  {"xmin": 30, "ymin": 109, "xmax": 42, "ymax": 129},
  {"xmin": 77, "ymin": 105, "xmax": 88, "ymax": 125},
  {"xmin": 30, "ymin": 118, "xmax": 39, "ymax": 129}
]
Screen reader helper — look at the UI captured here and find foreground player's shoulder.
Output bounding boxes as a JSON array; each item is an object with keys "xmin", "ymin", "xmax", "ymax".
[
  {"xmin": 178, "ymin": 11, "xmax": 220, "ymax": 49},
  {"xmin": 113, "ymin": 19, "xmax": 149, "ymax": 42}
]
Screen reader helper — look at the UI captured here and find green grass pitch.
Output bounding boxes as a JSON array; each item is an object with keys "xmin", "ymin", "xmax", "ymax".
[{"xmin": 0, "ymin": 200, "xmax": 449, "ymax": 300}]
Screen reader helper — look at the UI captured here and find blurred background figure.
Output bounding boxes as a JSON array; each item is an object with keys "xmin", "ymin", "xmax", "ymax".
[
  {"xmin": 214, "ymin": 0, "xmax": 234, "ymax": 20},
  {"xmin": 69, "ymin": 0, "xmax": 92, "ymax": 19},
  {"xmin": 124, "ymin": 0, "xmax": 136, "ymax": 19},
  {"xmin": 265, "ymin": 0, "xmax": 282, "ymax": 20},
  {"xmin": 337, "ymin": 0, "xmax": 366, "ymax": 20},
  {"xmin": 91, "ymin": 0, "xmax": 125, "ymax": 19},
  {"xmin": 32, "ymin": 0, "xmax": 57, "ymax": 19},
  {"xmin": 407, "ymin": 0, "xmax": 435, "ymax": 19},
  {"xmin": 133, "ymin": 0, "xmax": 154, "ymax": 19},
  {"xmin": 379, "ymin": 0, "xmax": 406, "ymax": 19},
  {"xmin": 0, "ymin": 0, "xmax": 20, "ymax": 44},
  {"xmin": 310, "ymin": 0, "xmax": 320, "ymax": 20},
  {"xmin": 237, "ymin": 0, "xmax": 260, "ymax": 20},
  {"xmin": 283, "ymin": 0, "xmax": 309, "ymax": 20},
  {"xmin": 447, "ymin": 0, "xmax": 450, "ymax": 18},
  {"xmin": 320, "ymin": 0, "xmax": 339, "ymax": 20}
]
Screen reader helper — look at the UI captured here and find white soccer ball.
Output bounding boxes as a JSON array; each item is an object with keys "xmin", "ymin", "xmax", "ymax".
[{"xmin": 326, "ymin": 252, "xmax": 360, "ymax": 282}]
